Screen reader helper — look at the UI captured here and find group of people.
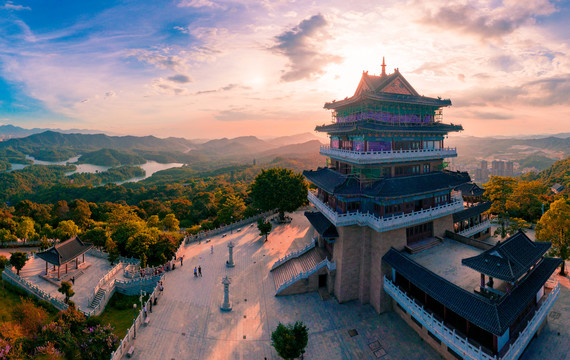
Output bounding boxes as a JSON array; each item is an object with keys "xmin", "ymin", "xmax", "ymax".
[{"xmin": 193, "ymin": 265, "xmax": 202, "ymax": 277}]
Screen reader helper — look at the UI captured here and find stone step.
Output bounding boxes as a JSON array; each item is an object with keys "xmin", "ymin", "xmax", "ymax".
[
  {"xmin": 271, "ymin": 248, "xmax": 326, "ymax": 291},
  {"xmin": 405, "ymin": 237, "xmax": 442, "ymax": 254}
]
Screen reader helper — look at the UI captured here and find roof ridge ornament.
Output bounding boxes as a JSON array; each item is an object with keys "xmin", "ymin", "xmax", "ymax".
[{"xmin": 381, "ymin": 57, "xmax": 386, "ymax": 77}]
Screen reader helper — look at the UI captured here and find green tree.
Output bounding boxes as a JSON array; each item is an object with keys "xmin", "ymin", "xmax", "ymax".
[
  {"xmin": 147, "ymin": 214, "xmax": 160, "ymax": 228},
  {"xmin": 536, "ymin": 199, "xmax": 570, "ymax": 275},
  {"xmin": 105, "ymin": 238, "xmax": 119, "ymax": 264},
  {"xmin": 9, "ymin": 251, "xmax": 28, "ymax": 275},
  {"xmin": 0, "ymin": 255, "xmax": 7, "ymax": 269},
  {"xmin": 55, "ymin": 220, "xmax": 79, "ymax": 240},
  {"xmin": 161, "ymin": 213, "xmax": 180, "ymax": 232},
  {"xmin": 271, "ymin": 321, "xmax": 309, "ymax": 360},
  {"xmin": 484, "ymin": 176, "xmax": 517, "ymax": 215},
  {"xmin": 82, "ymin": 227, "xmax": 110, "ymax": 249},
  {"xmin": 70, "ymin": 199, "xmax": 92, "ymax": 229},
  {"xmin": 217, "ymin": 193, "xmax": 246, "ymax": 224},
  {"xmin": 250, "ymin": 168, "xmax": 308, "ymax": 221},
  {"xmin": 16, "ymin": 216, "xmax": 36, "ymax": 242},
  {"xmin": 508, "ymin": 181, "xmax": 548, "ymax": 222},
  {"xmin": 257, "ymin": 219, "xmax": 272, "ymax": 241},
  {"xmin": 507, "ymin": 217, "xmax": 527, "ymax": 236},
  {"xmin": 0, "ymin": 228, "xmax": 17, "ymax": 244},
  {"xmin": 58, "ymin": 281, "xmax": 75, "ymax": 304},
  {"xmin": 78, "ymin": 324, "xmax": 118, "ymax": 360}
]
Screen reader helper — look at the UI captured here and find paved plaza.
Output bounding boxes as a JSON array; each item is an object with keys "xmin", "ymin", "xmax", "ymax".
[{"xmin": 129, "ymin": 211, "xmax": 440, "ymax": 360}]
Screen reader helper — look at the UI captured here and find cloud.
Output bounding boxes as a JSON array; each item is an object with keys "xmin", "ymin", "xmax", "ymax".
[
  {"xmin": 453, "ymin": 75, "xmax": 570, "ymax": 107},
  {"xmin": 271, "ymin": 14, "xmax": 342, "ymax": 82},
  {"xmin": 214, "ymin": 108, "xmax": 265, "ymax": 122},
  {"xmin": 195, "ymin": 83, "xmax": 248, "ymax": 95},
  {"xmin": 177, "ymin": 0, "xmax": 225, "ymax": 9},
  {"xmin": 3, "ymin": 2, "xmax": 30, "ymax": 10},
  {"xmin": 418, "ymin": 0, "xmax": 557, "ymax": 39},
  {"xmin": 104, "ymin": 91, "xmax": 116, "ymax": 98},
  {"xmin": 127, "ymin": 49, "xmax": 190, "ymax": 73},
  {"xmin": 168, "ymin": 74, "xmax": 192, "ymax": 83},
  {"xmin": 151, "ymin": 78, "xmax": 187, "ymax": 95},
  {"xmin": 468, "ymin": 110, "xmax": 514, "ymax": 120}
]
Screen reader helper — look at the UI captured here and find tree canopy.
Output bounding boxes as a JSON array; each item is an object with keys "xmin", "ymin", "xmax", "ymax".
[
  {"xmin": 249, "ymin": 168, "xmax": 307, "ymax": 220},
  {"xmin": 271, "ymin": 321, "xmax": 309, "ymax": 360},
  {"xmin": 536, "ymin": 198, "xmax": 570, "ymax": 275},
  {"xmin": 9, "ymin": 251, "xmax": 28, "ymax": 275}
]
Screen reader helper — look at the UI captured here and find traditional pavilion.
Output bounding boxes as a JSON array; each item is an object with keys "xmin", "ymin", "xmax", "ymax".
[
  {"xmin": 36, "ymin": 236, "xmax": 93, "ymax": 280},
  {"xmin": 270, "ymin": 59, "xmax": 562, "ymax": 360}
]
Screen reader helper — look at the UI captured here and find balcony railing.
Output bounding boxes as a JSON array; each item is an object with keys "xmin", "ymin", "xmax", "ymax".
[
  {"xmin": 320, "ymin": 146, "xmax": 457, "ymax": 164},
  {"xmin": 308, "ymin": 191, "xmax": 463, "ymax": 232},
  {"xmin": 458, "ymin": 220, "xmax": 492, "ymax": 238},
  {"xmin": 384, "ymin": 276, "xmax": 560, "ymax": 360}
]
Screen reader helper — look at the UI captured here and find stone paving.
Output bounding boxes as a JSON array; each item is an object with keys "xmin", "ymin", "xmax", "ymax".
[{"xmin": 130, "ymin": 211, "xmax": 440, "ymax": 360}]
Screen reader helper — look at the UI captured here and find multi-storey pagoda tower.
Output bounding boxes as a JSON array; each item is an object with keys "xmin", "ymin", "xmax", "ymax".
[
  {"xmin": 302, "ymin": 62, "xmax": 469, "ymax": 309},
  {"xmin": 270, "ymin": 61, "xmax": 561, "ymax": 360}
]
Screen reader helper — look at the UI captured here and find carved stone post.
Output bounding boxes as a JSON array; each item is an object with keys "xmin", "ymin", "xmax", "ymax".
[
  {"xmin": 220, "ymin": 276, "xmax": 232, "ymax": 311},
  {"xmin": 226, "ymin": 241, "xmax": 235, "ymax": 268}
]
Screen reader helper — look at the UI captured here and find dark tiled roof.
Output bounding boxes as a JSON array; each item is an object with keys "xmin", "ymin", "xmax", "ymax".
[
  {"xmin": 302, "ymin": 168, "xmax": 348, "ymax": 193},
  {"xmin": 315, "ymin": 119, "xmax": 462, "ymax": 134},
  {"xmin": 383, "ymin": 248, "xmax": 561, "ymax": 335},
  {"xmin": 305, "ymin": 211, "xmax": 339, "ymax": 238},
  {"xmin": 305, "ymin": 169, "xmax": 470, "ymax": 198},
  {"xmin": 455, "ymin": 183, "xmax": 485, "ymax": 197},
  {"xmin": 461, "ymin": 231, "xmax": 551, "ymax": 283},
  {"xmin": 36, "ymin": 236, "xmax": 93, "ymax": 266},
  {"xmin": 453, "ymin": 202, "xmax": 492, "ymax": 223},
  {"xmin": 324, "ymin": 88, "xmax": 450, "ymax": 109}
]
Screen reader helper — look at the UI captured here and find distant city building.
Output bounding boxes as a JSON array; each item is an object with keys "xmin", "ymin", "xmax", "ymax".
[{"xmin": 270, "ymin": 60, "xmax": 561, "ymax": 360}]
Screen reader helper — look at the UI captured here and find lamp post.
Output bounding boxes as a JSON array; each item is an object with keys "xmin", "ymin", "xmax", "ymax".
[
  {"xmin": 226, "ymin": 241, "xmax": 235, "ymax": 268},
  {"xmin": 133, "ymin": 303, "xmax": 137, "ymax": 339},
  {"xmin": 220, "ymin": 276, "xmax": 232, "ymax": 311}
]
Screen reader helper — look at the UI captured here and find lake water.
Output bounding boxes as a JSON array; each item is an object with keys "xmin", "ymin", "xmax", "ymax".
[{"xmin": 5, "ymin": 155, "xmax": 183, "ymax": 183}]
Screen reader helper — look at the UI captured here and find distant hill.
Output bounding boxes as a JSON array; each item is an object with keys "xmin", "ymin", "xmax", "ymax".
[
  {"xmin": 0, "ymin": 131, "xmax": 194, "ymax": 155},
  {"xmin": 78, "ymin": 149, "xmax": 146, "ymax": 166},
  {"xmin": 257, "ymin": 140, "xmax": 323, "ymax": 158},
  {"xmin": 194, "ymin": 136, "xmax": 276, "ymax": 157},
  {"xmin": 0, "ymin": 124, "xmax": 116, "ymax": 140},
  {"xmin": 268, "ymin": 132, "xmax": 325, "ymax": 147},
  {"xmin": 521, "ymin": 157, "xmax": 570, "ymax": 192}
]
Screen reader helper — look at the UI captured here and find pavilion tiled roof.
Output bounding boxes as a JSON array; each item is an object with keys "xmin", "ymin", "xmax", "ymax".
[
  {"xmin": 383, "ymin": 248, "xmax": 561, "ymax": 335},
  {"xmin": 315, "ymin": 119, "xmax": 462, "ymax": 134},
  {"xmin": 454, "ymin": 182, "xmax": 485, "ymax": 197},
  {"xmin": 303, "ymin": 169, "xmax": 470, "ymax": 199},
  {"xmin": 453, "ymin": 202, "xmax": 492, "ymax": 223},
  {"xmin": 305, "ymin": 211, "xmax": 339, "ymax": 238},
  {"xmin": 36, "ymin": 236, "xmax": 93, "ymax": 266},
  {"xmin": 461, "ymin": 231, "xmax": 551, "ymax": 283}
]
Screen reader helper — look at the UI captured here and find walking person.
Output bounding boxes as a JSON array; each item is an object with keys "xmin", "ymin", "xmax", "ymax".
[
  {"xmin": 194, "ymin": 266, "xmax": 197, "ymax": 277},
  {"xmin": 198, "ymin": 266, "xmax": 202, "ymax": 277},
  {"xmin": 210, "ymin": 245, "xmax": 214, "ymax": 254}
]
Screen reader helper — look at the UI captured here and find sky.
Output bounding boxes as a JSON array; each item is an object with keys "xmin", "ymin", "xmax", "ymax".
[{"xmin": 0, "ymin": 0, "xmax": 569, "ymax": 139}]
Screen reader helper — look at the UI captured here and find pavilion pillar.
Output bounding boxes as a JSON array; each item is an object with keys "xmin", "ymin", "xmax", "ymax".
[
  {"xmin": 466, "ymin": 320, "xmax": 470, "ymax": 337},
  {"xmin": 65, "ymin": 263, "xmax": 68, "ymax": 274},
  {"xmin": 480, "ymin": 273, "xmax": 485, "ymax": 289},
  {"xmin": 45, "ymin": 261, "xmax": 48, "ymax": 275},
  {"xmin": 58, "ymin": 266, "xmax": 60, "ymax": 279},
  {"xmin": 76, "ymin": 258, "xmax": 78, "ymax": 269},
  {"xmin": 83, "ymin": 254, "xmax": 85, "ymax": 263}
]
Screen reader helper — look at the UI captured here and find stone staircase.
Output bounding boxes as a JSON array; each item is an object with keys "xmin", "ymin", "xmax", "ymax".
[
  {"xmin": 405, "ymin": 237, "xmax": 443, "ymax": 254},
  {"xmin": 89, "ymin": 288, "xmax": 106, "ymax": 309},
  {"xmin": 271, "ymin": 247, "xmax": 326, "ymax": 291}
]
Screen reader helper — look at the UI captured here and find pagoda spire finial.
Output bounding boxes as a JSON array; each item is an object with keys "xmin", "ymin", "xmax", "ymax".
[{"xmin": 381, "ymin": 57, "xmax": 387, "ymax": 77}]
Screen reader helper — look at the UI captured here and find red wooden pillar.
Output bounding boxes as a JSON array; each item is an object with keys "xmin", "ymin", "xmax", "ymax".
[
  {"xmin": 57, "ymin": 266, "xmax": 60, "ymax": 279},
  {"xmin": 83, "ymin": 254, "xmax": 85, "ymax": 262},
  {"xmin": 65, "ymin": 263, "xmax": 68, "ymax": 274},
  {"xmin": 45, "ymin": 261, "xmax": 48, "ymax": 275},
  {"xmin": 443, "ymin": 306, "xmax": 447, "ymax": 322},
  {"xmin": 466, "ymin": 320, "xmax": 470, "ymax": 337},
  {"xmin": 76, "ymin": 258, "xmax": 79, "ymax": 269}
]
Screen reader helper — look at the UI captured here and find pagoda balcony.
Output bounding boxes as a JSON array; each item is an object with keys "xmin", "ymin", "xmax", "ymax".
[
  {"xmin": 319, "ymin": 146, "xmax": 457, "ymax": 164},
  {"xmin": 383, "ymin": 275, "xmax": 560, "ymax": 360},
  {"xmin": 458, "ymin": 220, "xmax": 492, "ymax": 238},
  {"xmin": 308, "ymin": 191, "xmax": 463, "ymax": 232}
]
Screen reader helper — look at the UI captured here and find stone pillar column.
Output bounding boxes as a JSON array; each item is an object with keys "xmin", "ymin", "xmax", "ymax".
[
  {"xmin": 226, "ymin": 241, "xmax": 235, "ymax": 268},
  {"xmin": 220, "ymin": 276, "xmax": 232, "ymax": 311}
]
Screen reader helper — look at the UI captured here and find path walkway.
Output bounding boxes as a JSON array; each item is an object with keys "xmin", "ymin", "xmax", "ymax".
[{"xmin": 129, "ymin": 211, "xmax": 439, "ymax": 360}]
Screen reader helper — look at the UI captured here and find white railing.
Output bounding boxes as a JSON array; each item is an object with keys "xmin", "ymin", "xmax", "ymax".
[
  {"xmin": 271, "ymin": 237, "xmax": 317, "ymax": 270},
  {"xmin": 320, "ymin": 146, "xmax": 457, "ymax": 164},
  {"xmin": 276, "ymin": 258, "xmax": 336, "ymax": 294},
  {"xmin": 308, "ymin": 191, "xmax": 463, "ymax": 232},
  {"xmin": 109, "ymin": 277, "xmax": 164, "ymax": 360},
  {"xmin": 1, "ymin": 266, "xmax": 68, "ymax": 311},
  {"xmin": 458, "ymin": 220, "xmax": 492, "ymax": 238},
  {"xmin": 87, "ymin": 262, "xmax": 124, "ymax": 309},
  {"xmin": 186, "ymin": 210, "xmax": 276, "ymax": 243},
  {"xmin": 500, "ymin": 280, "xmax": 560, "ymax": 360},
  {"xmin": 384, "ymin": 276, "xmax": 561, "ymax": 360}
]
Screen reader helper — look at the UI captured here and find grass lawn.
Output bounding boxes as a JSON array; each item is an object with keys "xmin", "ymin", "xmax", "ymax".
[
  {"xmin": 0, "ymin": 269, "xmax": 59, "ymax": 323},
  {"xmin": 95, "ymin": 292, "xmax": 149, "ymax": 339}
]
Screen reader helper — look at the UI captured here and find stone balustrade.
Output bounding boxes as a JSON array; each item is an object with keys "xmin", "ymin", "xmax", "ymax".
[
  {"xmin": 458, "ymin": 220, "xmax": 492, "ymax": 238},
  {"xmin": 320, "ymin": 146, "xmax": 457, "ymax": 164},
  {"xmin": 308, "ymin": 191, "xmax": 463, "ymax": 232},
  {"xmin": 271, "ymin": 237, "xmax": 317, "ymax": 270}
]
